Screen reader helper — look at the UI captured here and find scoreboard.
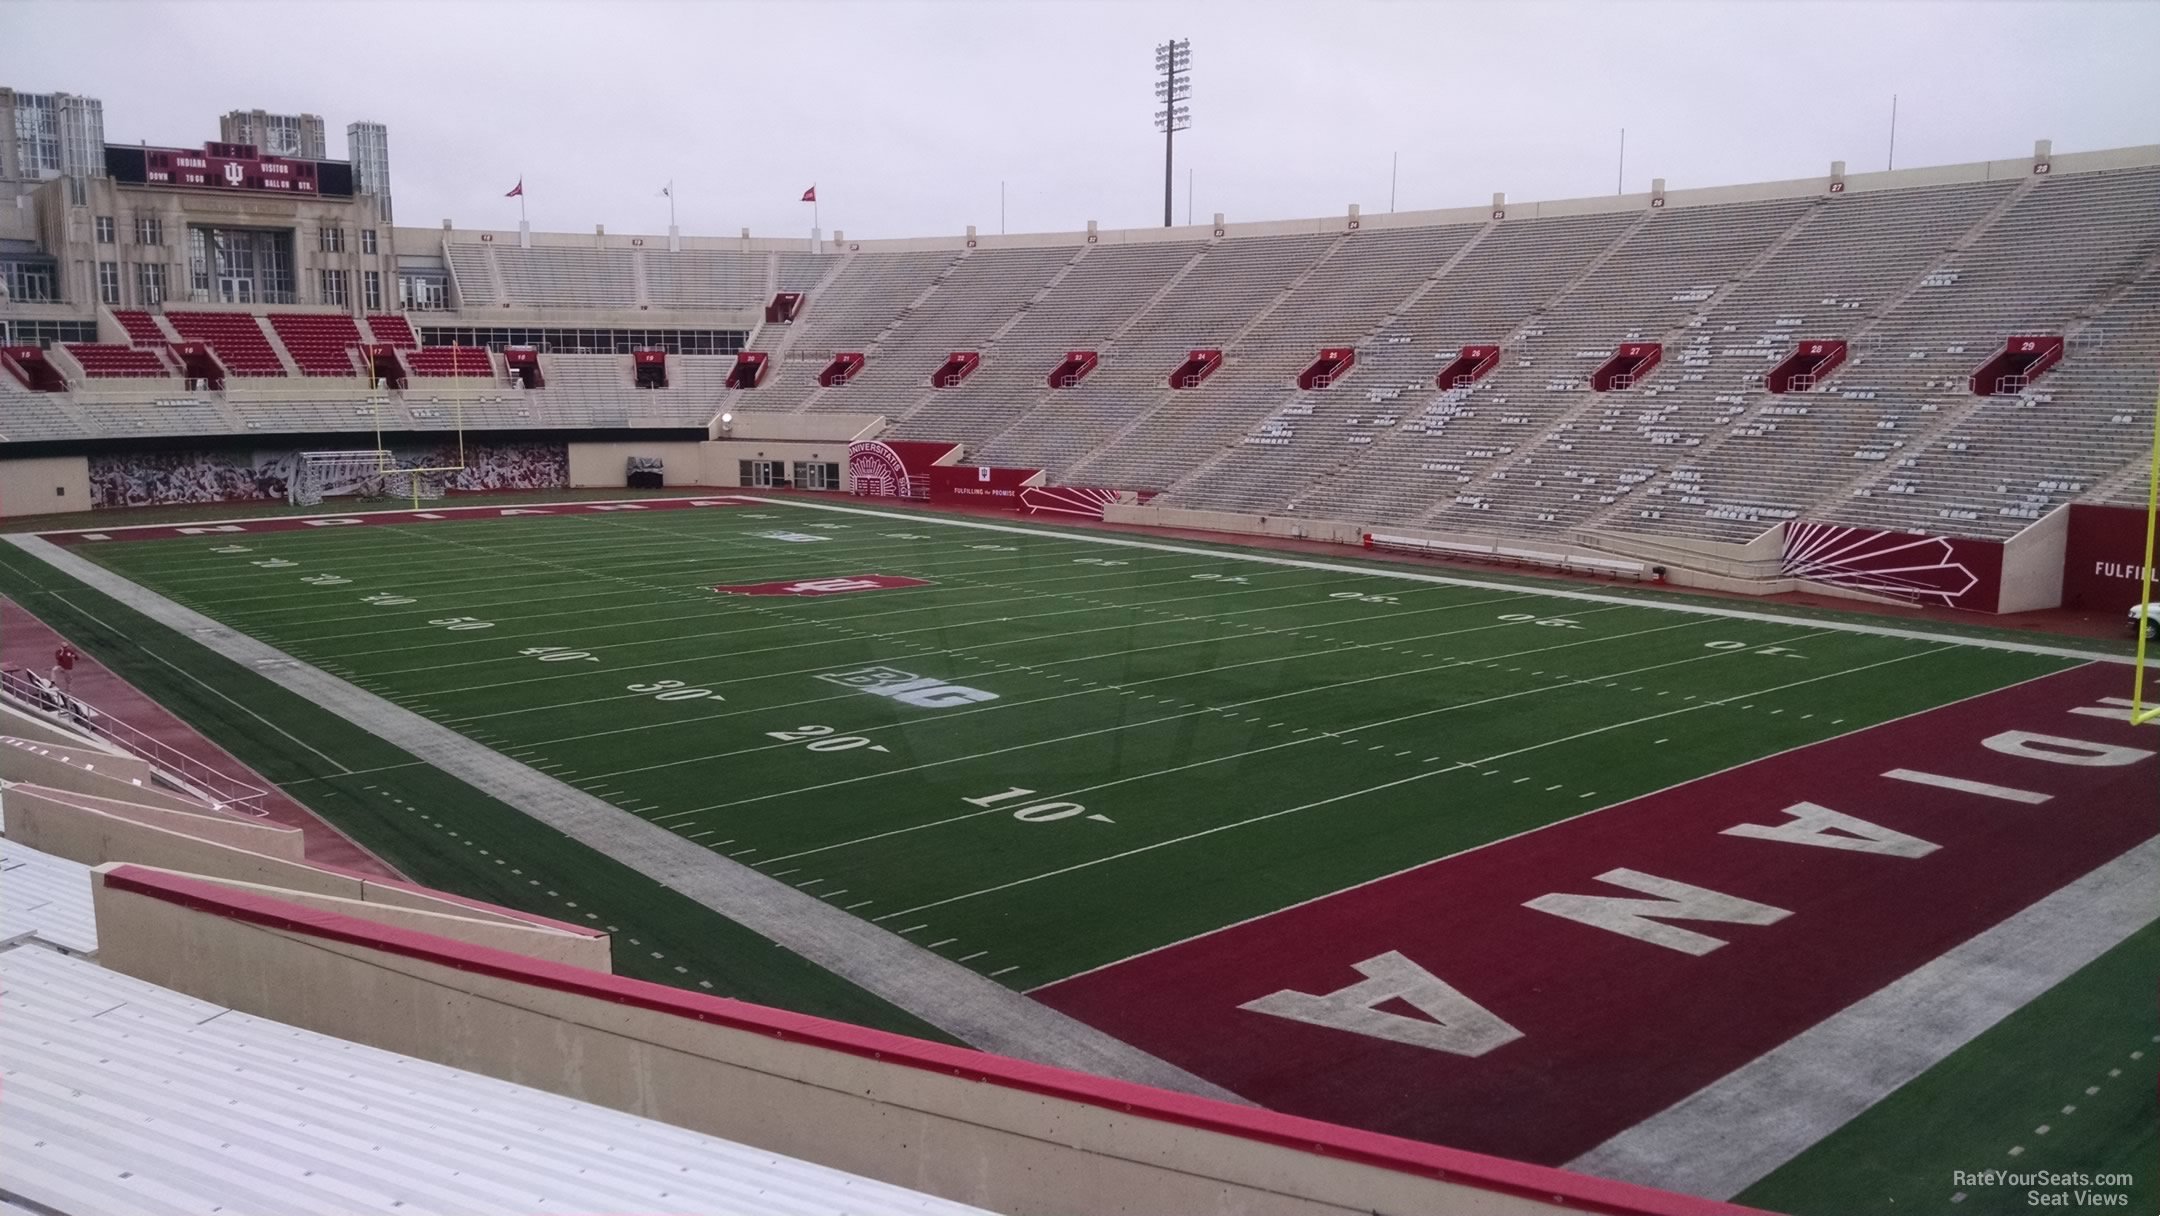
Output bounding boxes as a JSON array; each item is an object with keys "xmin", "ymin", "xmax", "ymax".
[{"xmin": 104, "ymin": 142, "xmax": 354, "ymax": 198}]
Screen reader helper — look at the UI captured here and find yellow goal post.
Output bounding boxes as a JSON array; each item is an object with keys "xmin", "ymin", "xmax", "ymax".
[{"xmin": 2132, "ymin": 380, "xmax": 2160, "ymax": 726}]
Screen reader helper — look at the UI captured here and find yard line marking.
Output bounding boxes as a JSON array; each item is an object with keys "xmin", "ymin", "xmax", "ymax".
[
  {"xmin": 959, "ymin": 951, "xmax": 990, "ymax": 963},
  {"xmin": 990, "ymin": 966, "xmax": 1020, "ymax": 978},
  {"xmin": 606, "ymin": 595, "xmax": 1596, "ymax": 789},
  {"xmin": 743, "ymin": 496, "xmax": 2136, "ymax": 666},
  {"xmin": 928, "ymin": 938, "xmax": 958, "ymax": 949},
  {"xmin": 1035, "ymin": 656, "xmax": 2074, "ymax": 991},
  {"xmin": 664, "ymin": 615, "xmax": 1704, "ymax": 824},
  {"xmin": 763, "ymin": 624, "xmax": 1796, "ymax": 863},
  {"xmin": 406, "ymin": 563, "xmax": 1469, "ymax": 700},
  {"xmin": 880, "ymin": 646, "xmax": 1948, "ymax": 923}
]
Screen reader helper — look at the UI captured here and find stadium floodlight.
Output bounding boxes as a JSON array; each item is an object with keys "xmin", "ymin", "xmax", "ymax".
[{"xmin": 1153, "ymin": 39, "xmax": 1192, "ymax": 228}]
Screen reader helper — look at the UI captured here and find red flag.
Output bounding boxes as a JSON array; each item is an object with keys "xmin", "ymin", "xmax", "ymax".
[
  {"xmin": 505, "ymin": 179, "xmax": 524, "ymax": 198},
  {"xmin": 800, "ymin": 185, "xmax": 817, "ymax": 203}
]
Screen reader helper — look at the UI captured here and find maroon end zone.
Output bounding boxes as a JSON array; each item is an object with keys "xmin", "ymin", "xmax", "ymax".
[
  {"xmin": 1036, "ymin": 663, "xmax": 2154, "ymax": 1164},
  {"xmin": 713, "ymin": 575, "xmax": 934, "ymax": 596}
]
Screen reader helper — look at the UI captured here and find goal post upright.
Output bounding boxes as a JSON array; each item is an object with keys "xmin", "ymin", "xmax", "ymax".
[
  {"xmin": 368, "ymin": 354, "xmax": 473, "ymax": 508},
  {"xmin": 2132, "ymin": 380, "xmax": 2160, "ymax": 726}
]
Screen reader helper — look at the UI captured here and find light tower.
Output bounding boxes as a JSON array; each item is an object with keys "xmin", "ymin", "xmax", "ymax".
[{"xmin": 1153, "ymin": 39, "xmax": 1192, "ymax": 228}]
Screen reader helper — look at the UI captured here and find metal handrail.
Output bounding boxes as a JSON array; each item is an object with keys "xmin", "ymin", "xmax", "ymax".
[{"xmin": 0, "ymin": 666, "xmax": 269, "ymax": 816}]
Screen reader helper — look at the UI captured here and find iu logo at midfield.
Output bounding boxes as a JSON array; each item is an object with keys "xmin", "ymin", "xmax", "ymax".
[{"xmin": 712, "ymin": 574, "xmax": 934, "ymax": 596}]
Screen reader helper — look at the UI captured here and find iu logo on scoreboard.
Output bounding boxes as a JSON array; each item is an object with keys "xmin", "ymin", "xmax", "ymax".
[{"xmin": 222, "ymin": 162, "xmax": 245, "ymax": 186}]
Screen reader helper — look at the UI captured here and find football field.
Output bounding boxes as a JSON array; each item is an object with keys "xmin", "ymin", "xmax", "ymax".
[{"xmin": 38, "ymin": 493, "xmax": 2156, "ymax": 1205}]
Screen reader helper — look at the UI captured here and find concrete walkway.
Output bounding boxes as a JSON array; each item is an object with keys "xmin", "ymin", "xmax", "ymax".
[
  {"xmin": 1, "ymin": 594, "xmax": 400, "ymax": 879},
  {"xmin": 8, "ymin": 534, "xmax": 1244, "ymax": 1102},
  {"xmin": 1566, "ymin": 837, "xmax": 2159, "ymax": 1198}
]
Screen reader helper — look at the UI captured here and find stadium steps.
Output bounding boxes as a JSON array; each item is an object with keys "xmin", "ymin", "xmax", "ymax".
[
  {"xmin": 1102, "ymin": 243, "xmax": 1214, "ymax": 344},
  {"xmin": 1831, "ymin": 257, "xmax": 2160, "ymax": 521},
  {"xmin": 2089, "ymin": 441, "xmax": 2158, "ymax": 505},
  {"xmin": 252, "ymin": 319, "xmax": 306, "ymax": 377},
  {"xmin": 1572, "ymin": 174, "xmax": 2051, "ymax": 533},
  {"xmin": 1841, "ymin": 173, "xmax": 2045, "ymax": 341},
  {"xmin": 763, "ymin": 252, "xmax": 864, "ymax": 416},
  {"xmin": 1428, "ymin": 202, "xmax": 1827, "ymax": 522},
  {"xmin": 1261, "ymin": 221, "xmax": 1510, "ymax": 513},
  {"xmin": 1398, "ymin": 211, "xmax": 1659, "ymax": 528},
  {"xmin": 631, "ymin": 245, "xmax": 653, "ymax": 308},
  {"xmin": 1087, "ymin": 231, "xmax": 1357, "ymax": 494},
  {"xmin": 983, "ymin": 243, "xmax": 1093, "ymax": 345},
  {"xmin": 992, "ymin": 239, "xmax": 1216, "ymax": 464}
]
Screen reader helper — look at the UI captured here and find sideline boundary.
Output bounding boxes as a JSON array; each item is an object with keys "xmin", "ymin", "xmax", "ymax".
[
  {"xmin": 41, "ymin": 492, "xmax": 2129, "ymax": 665},
  {"xmin": 1568, "ymin": 838, "xmax": 2160, "ymax": 1198},
  {"xmin": 3, "ymin": 532, "xmax": 1246, "ymax": 1102},
  {"xmin": 742, "ymin": 497, "xmax": 2137, "ymax": 666}
]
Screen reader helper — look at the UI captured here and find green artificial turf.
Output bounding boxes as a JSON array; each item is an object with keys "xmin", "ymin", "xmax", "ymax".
[
  {"xmin": 0, "ymin": 541, "xmax": 954, "ymax": 1043},
  {"xmin": 65, "ymin": 497, "xmax": 2082, "ymax": 988},
  {"xmin": 1741, "ymin": 920, "xmax": 2159, "ymax": 1216}
]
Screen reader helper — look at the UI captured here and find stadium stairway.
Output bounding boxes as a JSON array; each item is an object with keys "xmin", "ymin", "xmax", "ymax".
[
  {"xmin": 1066, "ymin": 231, "xmax": 1357, "ymax": 489},
  {"xmin": 1573, "ymin": 172, "xmax": 2046, "ymax": 536},
  {"xmin": 1405, "ymin": 202, "xmax": 1820, "ymax": 527}
]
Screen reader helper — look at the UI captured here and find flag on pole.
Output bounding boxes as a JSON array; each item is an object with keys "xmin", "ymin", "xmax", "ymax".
[
  {"xmin": 800, "ymin": 185, "xmax": 817, "ymax": 203},
  {"xmin": 505, "ymin": 179, "xmax": 524, "ymax": 198},
  {"xmin": 657, "ymin": 184, "xmax": 671, "ymax": 198}
]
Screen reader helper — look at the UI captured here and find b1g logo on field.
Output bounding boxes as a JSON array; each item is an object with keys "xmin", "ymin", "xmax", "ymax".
[
  {"xmin": 714, "ymin": 574, "xmax": 933, "ymax": 597},
  {"xmin": 815, "ymin": 665, "xmax": 997, "ymax": 709}
]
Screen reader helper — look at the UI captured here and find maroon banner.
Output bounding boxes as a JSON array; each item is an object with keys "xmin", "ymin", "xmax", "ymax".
[
  {"xmin": 849, "ymin": 439, "xmax": 959, "ymax": 500},
  {"xmin": 1038, "ymin": 663, "xmax": 2152, "ymax": 1165},
  {"xmin": 1019, "ymin": 485, "xmax": 1124, "ymax": 520},
  {"xmin": 712, "ymin": 574, "xmax": 932, "ymax": 597},
  {"xmin": 927, "ymin": 463, "xmax": 1043, "ymax": 505},
  {"xmin": 2063, "ymin": 503, "xmax": 2155, "ymax": 613},
  {"xmin": 1781, "ymin": 520, "xmax": 2005, "ymax": 611}
]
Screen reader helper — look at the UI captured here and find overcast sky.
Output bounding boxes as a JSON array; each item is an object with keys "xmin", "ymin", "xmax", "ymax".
[{"xmin": 12, "ymin": 0, "xmax": 2159, "ymax": 240}]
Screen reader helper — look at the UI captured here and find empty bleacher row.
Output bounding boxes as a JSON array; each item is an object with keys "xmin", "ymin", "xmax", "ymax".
[
  {"xmin": 5, "ymin": 158, "xmax": 2155, "ymax": 544},
  {"xmin": 726, "ymin": 163, "xmax": 2156, "ymax": 541},
  {"xmin": 439, "ymin": 242, "xmax": 834, "ymax": 312}
]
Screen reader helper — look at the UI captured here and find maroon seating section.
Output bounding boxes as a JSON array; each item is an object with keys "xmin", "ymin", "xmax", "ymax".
[
  {"xmin": 268, "ymin": 314, "xmax": 365, "ymax": 377},
  {"xmin": 111, "ymin": 310, "xmax": 170, "ymax": 346},
  {"xmin": 164, "ymin": 311, "xmax": 287, "ymax": 377},
  {"xmin": 64, "ymin": 343, "xmax": 173, "ymax": 378},
  {"xmin": 365, "ymin": 313, "xmax": 420, "ymax": 349},
  {"xmin": 404, "ymin": 346, "xmax": 494, "ymax": 377}
]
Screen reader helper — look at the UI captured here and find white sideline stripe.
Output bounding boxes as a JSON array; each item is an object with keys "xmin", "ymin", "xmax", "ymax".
[
  {"xmin": 1882, "ymin": 767, "xmax": 2052, "ymax": 804},
  {"xmin": 312, "ymin": 556, "xmax": 1285, "ymax": 663},
  {"xmin": 6, "ymin": 531, "xmax": 1245, "ymax": 1102},
  {"xmin": 875, "ymin": 646, "xmax": 1945, "ymax": 922},
  {"xmin": 31, "ymin": 493, "xmax": 760, "ymax": 536},
  {"xmin": 1567, "ymin": 837, "xmax": 2160, "ymax": 1198},
  {"xmin": 741, "ymin": 496, "xmax": 2137, "ymax": 666}
]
